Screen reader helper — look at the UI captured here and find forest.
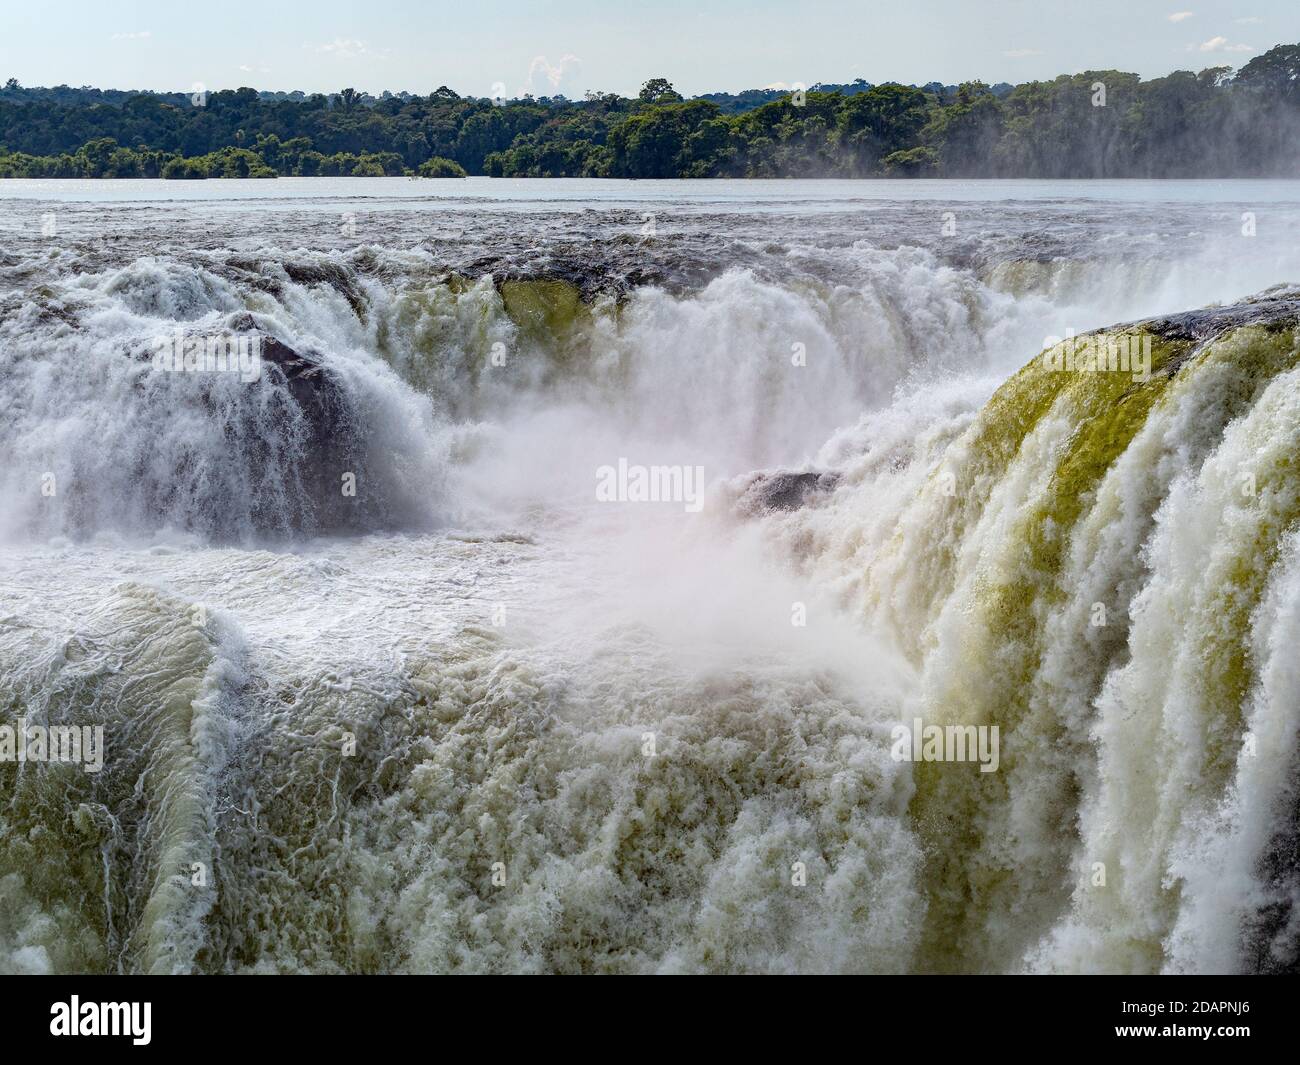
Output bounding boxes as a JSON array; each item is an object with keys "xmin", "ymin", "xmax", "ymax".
[{"xmin": 1, "ymin": 44, "xmax": 1298, "ymax": 179}]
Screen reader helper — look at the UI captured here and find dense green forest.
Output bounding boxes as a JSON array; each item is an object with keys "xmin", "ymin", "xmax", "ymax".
[{"xmin": 1, "ymin": 44, "xmax": 1298, "ymax": 179}]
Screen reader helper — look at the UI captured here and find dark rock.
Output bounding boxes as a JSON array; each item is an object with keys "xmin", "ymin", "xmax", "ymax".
[
  {"xmin": 1138, "ymin": 285, "xmax": 1300, "ymax": 345},
  {"xmin": 137, "ymin": 318, "xmax": 387, "ymax": 540},
  {"xmin": 281, "ymin": 258, "xmax": 369, "ymax": 321},
  {"xmin": 734, "ymin": 469, "xmax": 840, "ymax": 515}
]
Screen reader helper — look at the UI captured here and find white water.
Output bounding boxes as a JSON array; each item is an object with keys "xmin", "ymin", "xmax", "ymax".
[{"xmin": 1, "ymin": 180, "xmax": 1298, "ymax": 973}]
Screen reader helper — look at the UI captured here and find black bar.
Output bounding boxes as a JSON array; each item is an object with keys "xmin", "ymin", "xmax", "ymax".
[{"xmin": 1, "ymin": 975, "xmax": 1288, "ymax": 1052}]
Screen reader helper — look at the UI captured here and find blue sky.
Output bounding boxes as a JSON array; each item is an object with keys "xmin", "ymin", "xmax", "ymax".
[{"xmin": 3, "ymin": 1, "xmax": 1297, "ymax": 97}]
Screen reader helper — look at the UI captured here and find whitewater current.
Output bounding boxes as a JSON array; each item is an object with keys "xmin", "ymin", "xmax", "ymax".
[{"xmin": 1, "ymin": 179, "xmax": 1298, "ymax": 973}]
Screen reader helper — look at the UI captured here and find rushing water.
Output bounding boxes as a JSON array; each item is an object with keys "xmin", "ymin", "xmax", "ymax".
[{"xmin": 1, "ymin": 178, "xmax": 1298, "ymax": 973}]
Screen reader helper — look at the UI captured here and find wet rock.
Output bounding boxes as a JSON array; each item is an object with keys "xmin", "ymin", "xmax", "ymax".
[
  {"xmin": 281, "ymin": 258, "xmax": 369, "ymax": 320},
  {"xmin": 734, "ymin": 469, "xmax": 840, "ymax": 515},
  {"xmin": 1139, "ymin": 285, "xmax": 1300, "ymax": 344},
  {"xmin": 138, "ymin": 317, "xmax": 384, "ymax": 539}
]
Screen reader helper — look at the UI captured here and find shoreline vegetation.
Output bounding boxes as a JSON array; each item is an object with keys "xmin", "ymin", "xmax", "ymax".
[{"xmin": 1, "ymin": 45, "xmax": 1298, "ymax": 180}]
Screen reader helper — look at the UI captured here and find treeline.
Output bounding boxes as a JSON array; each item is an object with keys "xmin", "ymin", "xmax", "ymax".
[
  {"xmin": 1, "ymin": 45, "xmax": 1298, "ymax": 179},
  {"xmin": 0, "ymin": 137, "xmax": 466, "ymax": 178}
]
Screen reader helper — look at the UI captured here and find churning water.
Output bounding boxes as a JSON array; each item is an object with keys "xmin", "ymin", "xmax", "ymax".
[{"xmin": 1, "ymin": 177, "xmax": 1298, "ymax": 973}]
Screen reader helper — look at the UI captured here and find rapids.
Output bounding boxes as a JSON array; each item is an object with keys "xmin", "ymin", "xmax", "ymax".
[{"xmin": 1, "ymin": 178, "xmax": 1298, "ymax": 973}]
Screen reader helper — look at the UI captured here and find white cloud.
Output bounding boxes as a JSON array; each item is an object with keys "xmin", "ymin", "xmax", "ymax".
[
  {"xmin": 1193, "ymin": 36, "xmax": 1255, "ymax": 54},
  {"xmin": 110, "ymin": 31, "xmax": 151, "ymax": 41},
  {"xmin": 1003, "ymin": 48, "xmax": 1043, "ymax": 58},
  {"xmin": 1167, "ymin": 11, "xmax": 1195, "ymax": 22},
  {"xmin": 520, "ymin": 54, "xmax": 581, "ymax": 95},
  {"xmin": 313, "ymin": 38, "xmax": 385, "ymax": 60},
  {"xmin": 1234, "ymin": 16, "xmax": 1262, "ymax": 24}
]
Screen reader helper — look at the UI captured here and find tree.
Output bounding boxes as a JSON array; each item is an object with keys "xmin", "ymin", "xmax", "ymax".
[
  {"xmin": 417, "ymin": 156, "xmax": 467, "ymax": 177},
  {"xmin": 609, "ymin": 99, "xmax": 718, "ymax": 176},
  {"xmin": 881, "ymin": 146, "xmax": 937, "ymax": 175},
  {"xmin": 922, "ymin": 82, "xmax": 1006, "ymax": 177},
  {"xmin": 1234, "ymin": 44, "xmax": 1300, "ymax": 101},
  {"xmin": 638, "ymin": 78, "xmax": 683, "ymax": 104},
  {"xmin": 73, "ymin": 137, "xmax": 120, "ymax": 178},
  {"xmin": 836, "ymin": 84, "xmax": 929, "ymax": 173}
]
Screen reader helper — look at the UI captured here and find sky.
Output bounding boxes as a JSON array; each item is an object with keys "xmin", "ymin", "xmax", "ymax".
[{"xmin": 2, "ymin": 1, "xmax": 1297, "ymax": 98}]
